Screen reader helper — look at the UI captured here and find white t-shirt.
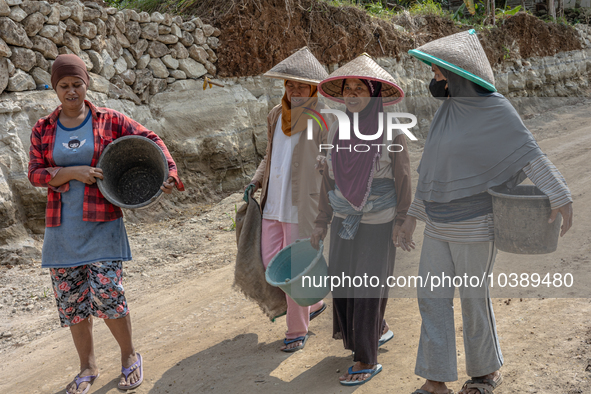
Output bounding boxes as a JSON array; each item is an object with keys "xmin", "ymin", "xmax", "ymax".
[{"xmin": 262, "ymin": 115, "xmax": 299, "ymax": 223}]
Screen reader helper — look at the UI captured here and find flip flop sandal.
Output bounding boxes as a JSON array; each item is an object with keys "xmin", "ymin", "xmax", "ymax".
[
  {"xmin": 118, "ymin": 352, "xmax": 144, "ymax": 390},
  {"xmin": 411, "ymin": 390, "xmax": 455, "ymax": 394},
  {"xmin": 378, "ymin": 329, "xmax": 394, "ymax": 347},
  {"xmin": 340, "ymin": 364, "xmax": 382, "ymax": 386},
  {"xmin": 281, "ymin": 334, "xmax": 309, "ymax": 352},
  {"xmin": 309, "ymin": 302, "xmax": 327, "ymax": 321},
  {"xmin": 66, "ymin": 373, "xmax": 99, "ymax": 394},
  {"xmin": 460, "ymin": 373, "xmax": 503, "ymax": 394}
]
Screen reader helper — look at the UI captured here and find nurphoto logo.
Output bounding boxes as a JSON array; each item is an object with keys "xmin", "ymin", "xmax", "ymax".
[{"xmin": 305, "ymin": 108, "xmax": 419, "ymax": 152}]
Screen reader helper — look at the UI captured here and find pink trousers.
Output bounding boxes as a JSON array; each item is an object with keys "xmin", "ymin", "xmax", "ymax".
[{"xmin": 261, "ymin": 219, "xmax": 324, "ymax": 340}]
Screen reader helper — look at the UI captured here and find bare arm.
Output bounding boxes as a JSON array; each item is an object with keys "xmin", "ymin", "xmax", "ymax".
[{"xmin": 48, "ymin": 166, "xmax": 104, "ymax": 187}]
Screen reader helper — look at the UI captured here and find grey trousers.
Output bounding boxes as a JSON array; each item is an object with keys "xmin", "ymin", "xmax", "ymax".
[{"xmin": 415, "ymin": 236, "xmax": 503, "ymax": 382}]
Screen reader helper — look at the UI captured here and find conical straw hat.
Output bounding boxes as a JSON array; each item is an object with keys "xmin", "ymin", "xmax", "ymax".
[
  {"xmin": 263, "ymin": 47, "xmax": 328, "ymax": 85},
  {"xmin": 409, "ymin": 29, "xmax": 496, "ymax": 92},
  {"xmin": 318, "ymin": 53, "xmax": 404, "ymax": 106}
]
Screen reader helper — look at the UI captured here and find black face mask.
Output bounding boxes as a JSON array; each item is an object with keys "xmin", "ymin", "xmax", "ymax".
[{"xmin": 429, "ymin": 78, "xmax": 449, "ymax": 98}]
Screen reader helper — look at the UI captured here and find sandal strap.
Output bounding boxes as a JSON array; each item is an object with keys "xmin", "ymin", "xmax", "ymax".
[
  {"xmin": 461, "ymin": 382, "xmax": 489, "ymax": 394},
  {"xmin": 309, "ymin": 302, "xmax": 326, "ymax": 319},
  {"xmin": 74, "ymin": 374, "xmax": 98, "ymax": 389},
  {"xmin": 470, "ymin": 377, "xmax": 500, "ymax": 389},
  {"xmin": 121, "ymin": 358, "xmax": 140, "ymax": 379},
  {"xmin": 347, "ymin": 366, "xmax": 378, "ymax": 375},
  {"xmin": 283, "ymin": 336, "xmax": 306, "ymax": 345}
]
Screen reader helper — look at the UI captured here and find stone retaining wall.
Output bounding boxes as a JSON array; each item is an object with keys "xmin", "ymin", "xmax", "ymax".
[
  {"xmin": 1, "ymin": 5, "xmax": 590, "ymax": 263},
  {"xmin": 0, "ymin": 0, "xmax": 219, "ymax": 103}
]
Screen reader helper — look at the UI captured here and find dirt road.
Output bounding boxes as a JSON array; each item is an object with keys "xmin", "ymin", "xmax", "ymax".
[{"xmin": 1, "ymin": 98, "xmax": 590, "ymax": 394}]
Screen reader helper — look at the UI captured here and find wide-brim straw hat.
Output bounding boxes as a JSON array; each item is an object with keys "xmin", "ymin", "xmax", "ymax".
[
  {"xmin": 318, "ymin": 53, "xmax": 404, "ymax": 106},
  {"xmin": 408, "ymin": 29, "xmax": 496, "ymax": 92},
  {"xmin": 263, "ymin": 46, "xmax": 328, "ymax": 86}
]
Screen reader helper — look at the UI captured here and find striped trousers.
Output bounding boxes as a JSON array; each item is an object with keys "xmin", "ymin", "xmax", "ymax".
[{"xmin": 414, "ymin": 236, "xmax": 503, "ymax": 382}]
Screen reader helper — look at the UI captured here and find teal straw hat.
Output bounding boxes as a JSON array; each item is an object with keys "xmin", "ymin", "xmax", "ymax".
[{"xmin": 408, "ymin": 29, "xmax": 496, "ymax": 92}]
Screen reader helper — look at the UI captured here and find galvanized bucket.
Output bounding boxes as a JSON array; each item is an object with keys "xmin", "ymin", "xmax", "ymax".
[
  {"xmin": 97, "ymin": 135, "xmax": 168, "ymax": 210},
  {"xmin": 488, "ymin": 185, "xmax": 561, "ymax": 254}
]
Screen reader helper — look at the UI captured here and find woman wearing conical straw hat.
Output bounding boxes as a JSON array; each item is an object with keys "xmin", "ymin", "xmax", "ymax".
[
  {"xmin": 400, "ymin": 30, "xmax": 574, "ymax": 394},
  {"xmin": 311, "ymin": 54, "xmax": 413, "ymax": 386},
  {"xmin": 245, "ymin": 47, "xmax": 333, "ymax": 352}
]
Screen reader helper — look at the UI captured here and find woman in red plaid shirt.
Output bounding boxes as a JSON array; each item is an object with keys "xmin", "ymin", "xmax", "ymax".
[{"xmin": 28, "ymin": 54, "xmax": 184, "ymax": 394}]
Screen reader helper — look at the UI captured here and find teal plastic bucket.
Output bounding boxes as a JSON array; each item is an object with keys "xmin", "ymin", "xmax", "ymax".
[{"xmin": 265, "ymin": 239, "xmax": 329, "ymax": 307}]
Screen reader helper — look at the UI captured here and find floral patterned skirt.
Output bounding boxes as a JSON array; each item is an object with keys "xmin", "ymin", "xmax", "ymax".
[{"xmin": 50, "ymin": 260, "xmax": 129, "ymax": 327}]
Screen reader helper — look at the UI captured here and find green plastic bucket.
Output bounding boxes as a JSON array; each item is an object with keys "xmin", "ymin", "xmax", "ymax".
[{"xmin": 265, "ymin": 239, "xmax": 329, "ymax": 307}]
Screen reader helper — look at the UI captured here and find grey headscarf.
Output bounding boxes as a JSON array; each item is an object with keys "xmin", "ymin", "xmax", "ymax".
[{"xmin": 415, "ymin": 69, "xmax": 544, "ymax": 203}]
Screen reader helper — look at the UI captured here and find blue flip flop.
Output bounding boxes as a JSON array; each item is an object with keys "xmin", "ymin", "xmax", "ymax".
[
  {"xmin": 66, "ymin": 373, "xmax": 99, "ymax": 394},
  {"xmin": 281, "ymin": 334, "xmax": 309, "ymax": 352},
  {"xmin": 118, "ymin": 352, "xmax": 144, "ymax": 390},
  {"xmin": 309, "ymin": 302, "xmax": 327, "ymax": 321},
  {"xmin": 340, "ymin": 364, "xmax": 382, "ymax": 386},
  {"xmin": 379, "ymin": 329, "xmax": 394, "ymax": 347}
]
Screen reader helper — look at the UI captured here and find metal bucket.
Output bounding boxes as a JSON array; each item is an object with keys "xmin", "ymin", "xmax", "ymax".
[
  {"xmin": 97, "ymin": 135, "xmax": 168, "ymax": 209},
  {"xmin": 488, "ymin": 185, "xmax": 561, "ymax": 254},
  {"xmin": 265, "ymin": 239, "xmax": 329, "ymax": 307}
]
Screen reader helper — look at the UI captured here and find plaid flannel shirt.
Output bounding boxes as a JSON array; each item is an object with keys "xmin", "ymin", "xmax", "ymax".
[{"xmin": 28, "ymin": 100, "xmax": 184, "ymax": 227}]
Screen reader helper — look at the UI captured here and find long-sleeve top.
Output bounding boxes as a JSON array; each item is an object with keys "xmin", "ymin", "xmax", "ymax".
[
  {"xmin": 28, "ymin": 100, "xmax": 184, "ymax": 227},
  {"xmin": 251, "ymin": 103, "xmax": 332, "ymax": 238},
  {"xmin": 314, "ymin": 133, "xmax": 412, "ymax": 229},
  {"xmin": 408, "ymin": 155, "xmax": 572, "ymax": 243}
]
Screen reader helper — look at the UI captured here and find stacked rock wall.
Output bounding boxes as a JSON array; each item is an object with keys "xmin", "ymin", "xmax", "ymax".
[
  {"xmin": 0, "ymin": 2, "xmax": 591, "ymax": 264},
  {"xmin": 0, "ymin": 0, "xmax": 220, "ymax": 103}
]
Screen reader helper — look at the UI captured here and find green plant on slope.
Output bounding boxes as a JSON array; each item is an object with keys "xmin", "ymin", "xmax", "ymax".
[
  {"xmin": 502, "ymin": 45, "xmax": 511, "ymax": 60},
  {"xmin": 410, "ymin": 0, "xmax": 450, "ymax": 17},
  {"xmin": 496, "ymin": 4, "xmax": 521, "ymax": 16},
  {"xmin": 226, "ymin": 204, "xmax": 238, "ymax": 231}
]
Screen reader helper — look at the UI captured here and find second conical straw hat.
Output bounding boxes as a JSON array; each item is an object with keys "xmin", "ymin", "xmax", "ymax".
[
  {"xmin": 318, "ymin": 53, "xmax": 404, "ymax": 105},
  {"xmin": 263, "ymin": 47, "xmax": 328, "ymax": 85},
  {"xmin": 409, "ymin": 29, "xmax": 496, "ymax": 92}
]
